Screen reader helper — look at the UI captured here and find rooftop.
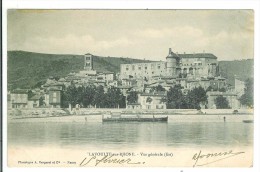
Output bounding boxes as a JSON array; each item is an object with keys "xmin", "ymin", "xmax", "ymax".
[
  {"xmin": 29, "ymin": 95, "xmax": 42, "ymax": 100},
  {"xmin": 207, "ymin": 91, "xmax": 237, "ymax": 96},
  {"xmin": 179, "ymin": 53, "xmax": 217, "ymax": 59},
  {"xmin": 12, "ymin": 89, "xmax": 29, "ymax": 94},
  {"xmin": 140, "ymin": 92, "xmax": 166, "ymax": 97}
]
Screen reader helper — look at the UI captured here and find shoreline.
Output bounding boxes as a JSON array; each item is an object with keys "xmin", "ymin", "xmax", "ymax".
[
  {"xmin": 7, "ymin": 108, "xmax": 254, "ymax": 123},
  {"xmin": 8, "ymin": 113, "xmax": 254, "ymax": 123}
]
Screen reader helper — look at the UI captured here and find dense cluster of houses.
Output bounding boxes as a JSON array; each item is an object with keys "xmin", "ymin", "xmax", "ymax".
[{"xmin": 8, "ymin": 49, "xmax": 246, "ymax": 110}]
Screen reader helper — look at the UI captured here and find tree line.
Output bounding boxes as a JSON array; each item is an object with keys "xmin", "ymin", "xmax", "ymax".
[
  {"xmin": 61, "ymin": 84, "xmax": 126, "ymax": 109},
  {"xmin": 166, "ymin": 85, "xmax": 208, "ymax": 109},
  {"xmin": 61, "ymin": 82, "xmax": 251, "ymax": 110},
  {"xmin": 120, "ymin": 84, "xmax": 209, "ymax": 110}
]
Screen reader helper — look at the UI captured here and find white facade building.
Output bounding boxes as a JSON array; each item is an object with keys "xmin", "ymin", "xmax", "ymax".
[{"xmin": 120, "ymin": 48, "xmax": 219, "ymax": 81}]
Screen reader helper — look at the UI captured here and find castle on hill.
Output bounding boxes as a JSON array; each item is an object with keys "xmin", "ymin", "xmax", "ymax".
[{"xmin": 120, "ymin": 48, "xmax": 219, "ymax": 80}]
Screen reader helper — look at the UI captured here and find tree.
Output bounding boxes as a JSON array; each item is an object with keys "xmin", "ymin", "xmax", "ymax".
[
  {"xmin": 76, "ymin": 86, "xmax": 85, "ymax": 106},
  {"xmin": 239, "ymin": 78, "xmax": 253, "ymax": 108},
  {"xmin": 214, "ymin": 96, "xmax": 230, "ymax": 109},
  {"xmin": 39, "ymin": 96, "xmax": 45, "ymax": 107},
  {"xmin": 187, "ymin": 86, "xmax": 207, "ymax": 109},
  {"xmin": 28, "ymin": 90, "xmax": 34, "ymax": 99},
  {"xmin": 119, "ymin": 95, "xmax": 126, "ymax": 108},
  {"xmin": 105, "ymin": 87, "xmax": 125, "ymax": 108},
  {"xmin": 219, "ymin": 87, "xmax": 226, "ymax": 92},
  {"xmin": 93, "ymin": 85, "xmax": 106, "ymax": 108},
  {"xmin": 146, "ymin": 97, "xmax": 153, "ymax": 103},
  {"xmin": 127, "ymin": 91, "xmax": 138, "ymax": 104},
  {"xmin": 167, "ymin": 84, "xmax": 183, "ymax": 109},
  {"xmin": 62, "ymin": 84, "xmax": 84, "ymax": 109},
  {"xmin": 150, "ymin": 85, "xmax": 166, "ymax": 93},
  {"xmin": 206, "ymin": 86, "xmax": 218, "ymax": 92},
  {"xmin": 82, "ymin": 85, "xmax": 96, "ymax": 108},
  {"xmin": 160, "ymin": 96, "xmax": 168, "ymax": 104}
]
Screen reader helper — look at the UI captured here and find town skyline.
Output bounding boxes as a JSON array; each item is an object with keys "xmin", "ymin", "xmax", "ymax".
[{"xmin": 8, "ymin": 10, "xmax": 254, "ymax": 61}]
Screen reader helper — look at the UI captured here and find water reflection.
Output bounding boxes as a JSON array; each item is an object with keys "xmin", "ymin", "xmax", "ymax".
[{"xmin": 8, "ymin": 122, "xmax": 253, "ymax": 149}]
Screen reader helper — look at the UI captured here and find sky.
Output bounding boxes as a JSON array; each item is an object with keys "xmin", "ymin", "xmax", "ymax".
[{"xmin": 7, "ymin": 10, "xmax": 254, "ymax": 61}]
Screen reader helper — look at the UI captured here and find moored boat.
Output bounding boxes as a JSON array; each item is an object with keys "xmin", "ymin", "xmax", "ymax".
[
  {"xmin": 242, "ymin": 120, "xmax": 254, "ymax": 123},
  {"xmin": 102, "ymin": 114, "xmax": 168, "ymax": 122}
]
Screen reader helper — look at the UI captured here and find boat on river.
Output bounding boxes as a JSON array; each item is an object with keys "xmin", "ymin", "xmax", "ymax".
[
  {"xmin": 242, "ymin": 120, "xmax": 254, "ymax": 123},
  {"xmin": 102, "ymin": 113, "xmax": 168, "ymax": 123}
]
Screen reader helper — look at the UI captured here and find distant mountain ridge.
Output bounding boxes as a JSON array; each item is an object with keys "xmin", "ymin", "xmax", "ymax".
[
  {"xmin": 7, "ymin": 50, "xmax": 253, "ymax": 89},
  {"xmin": 219, "ymin": 59, "xmax": 254, "ymax": 85}
]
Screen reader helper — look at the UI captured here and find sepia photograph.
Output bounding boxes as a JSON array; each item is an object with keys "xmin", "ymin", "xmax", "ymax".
[{"xmin": 4, "ymin": 8, "xmax": 256, "ymax": 169}]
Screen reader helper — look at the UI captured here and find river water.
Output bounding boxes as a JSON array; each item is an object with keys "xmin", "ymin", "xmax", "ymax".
[{"xmin": 8, "ymin": 122, "xmax": 253, "ymax": 150}]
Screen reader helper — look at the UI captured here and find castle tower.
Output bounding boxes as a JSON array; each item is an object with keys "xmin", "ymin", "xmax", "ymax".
[
  {"xmin": 84, "ymin": 53, "xmax": 93, "ymax": 71},
  {"xmin": 166, "ymin": 48, "xmax": 180, "ymax": 77}
]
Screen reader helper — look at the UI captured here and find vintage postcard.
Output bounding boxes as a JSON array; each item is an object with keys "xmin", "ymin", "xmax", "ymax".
[{"xmin": 4, "ymin": 8, "xmax": 257, "ymax": 170}]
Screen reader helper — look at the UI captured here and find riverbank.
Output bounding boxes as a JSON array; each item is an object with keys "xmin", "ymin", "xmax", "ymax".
[
  {"xmin": 7, "ymin": 108, "xmax": 253, "ymax": 123},
  {"xmin": 8, "ymin": 107, "xmax": 253, "ymax": 115},
  {"xmin": 8, "ymin": 113, "xmax": 253, "ymax": 123}
]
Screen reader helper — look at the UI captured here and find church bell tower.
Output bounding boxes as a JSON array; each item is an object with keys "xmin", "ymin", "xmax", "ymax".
[{"xmin": 84, "ymin": 53, "xmax": 93, "ymax": 71}]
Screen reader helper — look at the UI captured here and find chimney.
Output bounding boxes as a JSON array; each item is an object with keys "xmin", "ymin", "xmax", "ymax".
[{"xmin": 169, "ymin": 48, "xmax": 172, "ymax": 55}]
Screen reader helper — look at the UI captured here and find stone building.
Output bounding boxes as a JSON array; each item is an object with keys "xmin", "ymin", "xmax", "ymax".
[
  {"xmin": 139, "ymin": 92, "xmax": 167, "ymax": 110},
  {"xmin": 207, "ymin": 91, "xmax": 240, "ymax": 109},
  {"xmin": 126, "ymin": 92, "xmax": 167, "ymax": 110},
  {"xmin": 28, "ymin": 95, "xmax": 42, "ymax": 108},
  {"xmin": 84, "ymin": 53, "xmax": 94, "ymax": 71},
  {"xmin": 120, "ymin": 48, "xmax": 219, "ymax": 80},
  {"xmin": 10, "ymin": 89, "xmax": 29, "ymax": 108},
  {"xmin": 121, "ymin": 61, "xmax": 166, "ymax": 80},
  {"xmin": 234, "ymin": 77, "xmax": 246, "ymax": 97}
]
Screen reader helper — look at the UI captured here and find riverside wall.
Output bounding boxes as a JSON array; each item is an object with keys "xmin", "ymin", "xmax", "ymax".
[
  {"xmin": 8, "ymin": 107, "xmax": 253, "ymax": 115},
  {"xmin": 8, "ymin": 108, "xmax": 253, "ymax": 123}
]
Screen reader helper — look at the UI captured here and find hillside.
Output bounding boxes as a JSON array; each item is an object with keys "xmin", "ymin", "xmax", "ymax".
[
  {"xmin": 7, "ymin": 51, "xmax": 152, "ymax": 89},
  {"xmin": 7, "ymin": 51, "xmax": 254, "ymax": 89},
  {"xmin": 219, "ymin": 59, "xmax": 254, "ymax": 85}
]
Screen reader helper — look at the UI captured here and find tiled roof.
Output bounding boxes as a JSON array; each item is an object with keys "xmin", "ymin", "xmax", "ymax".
[
  {"xmin": 117, "ymin": 86, "xmax": 132, "ymax": 89},
  {"xmin": 49, "ymin": 88, "xmax": 62, "ymax": 91},
  {"xmin": 12, "ymin": 89, "xmax": 29, "ymax": 94},
  {"xmin": 179, "ymin": 53, "xmax": 217, "ymax": 59},
  {"xmin": 207, "ymin": 91, "xmax": 237, "ymax": 96},
  {"xmin": 29, "ymin": 95, "xmax": 42, "ymax": 100},
  {"xmin": 166, "ymin": 52, "xmax": 180, "ymax": 59},
  {"xmin": 127, "ymin": 103, "xmax": 141, "ymax": 105},
  {"xmin": 140, "ymin": 92, "xmax": 166, "ymax": 96}
]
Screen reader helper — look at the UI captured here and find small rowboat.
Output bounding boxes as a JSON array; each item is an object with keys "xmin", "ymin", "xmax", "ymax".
[{"xmin": 243, "ymin": 120, "xmax": 253, "ymax": 123}]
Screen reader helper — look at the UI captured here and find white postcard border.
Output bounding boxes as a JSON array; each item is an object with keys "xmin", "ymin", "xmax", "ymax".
[{"xmin": 2, "ymin": 0, "xmax": 260, "ymax": 172}]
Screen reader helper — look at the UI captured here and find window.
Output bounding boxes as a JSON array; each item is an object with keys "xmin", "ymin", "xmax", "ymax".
[
  {"xmin": 53, "ymin": 92, "xmax": 57, "ymax": 103},
  {"xmin": 126, "ymin": 68, "xmax": 129, "ymax": 71},
  {"xmin": 132, "ymin": 65, "xmax": 135, "ymax": 70},
  {"xmin": 85, "ymin": 57, "xmax": 90, "ymax": 60},
  {"xmin": 138, "ymin": 66, "xmax": 141, "ymax": 70},
  {"xmin": 158, "ymin": 66, "xmax": 160, "ymax": 69},
  {"xmin": 86, "ymin": 62, "xmax": 90, "ymax": 67},
  {"xmin": 145, "ymin": 67, "xmax": 147, "ymax": 70}
]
